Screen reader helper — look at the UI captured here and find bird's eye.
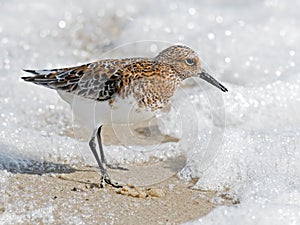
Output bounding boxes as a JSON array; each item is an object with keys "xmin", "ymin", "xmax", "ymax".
[{"xmin": 185, "ymin": 58, "xmax": 195, "ymax": 66}]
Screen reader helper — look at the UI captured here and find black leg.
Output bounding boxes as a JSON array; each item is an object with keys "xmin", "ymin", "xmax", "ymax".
[
  {"xmin": 96, "ymin": 125, "xmax": 107, "ymax": 164},
  {"xmin": 90, "ymin": 126, "xmax": 122, "ymax": 188},
  {"xmin": 89, "ymin": 127, "xmax": 106, "ymax": 175},
  {"xmin": 96, "ymin": 126, "xmax": 128, "ymax": 171}
]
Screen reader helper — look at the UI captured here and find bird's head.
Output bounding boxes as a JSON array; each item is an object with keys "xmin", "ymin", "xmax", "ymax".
[{"xmin": 156, "ymin": 45, "xmax": 228, "ymax": 92}]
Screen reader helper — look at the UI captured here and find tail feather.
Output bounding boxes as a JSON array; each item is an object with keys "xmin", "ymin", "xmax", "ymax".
[
  {"xmin": 22, "ymin": 69, "xmax": 39, "ymax": 75},
  {"xmin": 22, "ymin": 67, "xmax": 81, "ymax": 90},
  {"xmin": 22, "ymin": 76, "xmax": 36, "ymax": 82},
  {"xmin": 22, "ymin": 69, "xmax": 58, "ymax": 89}
]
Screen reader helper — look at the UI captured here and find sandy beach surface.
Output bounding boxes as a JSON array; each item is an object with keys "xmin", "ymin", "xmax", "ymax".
[{"xmin": 0, "ymin": 167, "xmax": 233, "ymax": 225}]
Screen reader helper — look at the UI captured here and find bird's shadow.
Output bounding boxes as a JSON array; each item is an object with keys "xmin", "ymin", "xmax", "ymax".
[
  {"xmin": 1, "ymin": 158, "xmax": 76, "ymax": 175},
  {"xmin": 0, "ymin": 143, "xmax": 75, "ymax": 175}
]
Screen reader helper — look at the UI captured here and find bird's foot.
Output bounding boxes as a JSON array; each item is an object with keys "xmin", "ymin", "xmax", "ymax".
[{"xmin": 100, "ymin": 174, "xmax": 122, "ymax": 188}]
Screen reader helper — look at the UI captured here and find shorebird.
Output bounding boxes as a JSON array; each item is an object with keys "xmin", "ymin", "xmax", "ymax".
[{"xmin": 22, "ymin": 45, "xmax": 228, "ymax": 188}]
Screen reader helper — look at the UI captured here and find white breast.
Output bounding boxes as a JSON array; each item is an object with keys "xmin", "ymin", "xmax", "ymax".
[{"xmin": 57, "ymin": 91, "xmax": 155, "ymax": 131}]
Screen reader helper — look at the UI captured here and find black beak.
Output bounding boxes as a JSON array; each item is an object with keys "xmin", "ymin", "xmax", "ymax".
[{"xmin": 198, "ymin": 69, "xmax": 228, "ymax": 92}]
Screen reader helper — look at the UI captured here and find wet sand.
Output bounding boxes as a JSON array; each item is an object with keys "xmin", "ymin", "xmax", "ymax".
[{"xmin": 1, "ymin": 168, "xmax": 222, "ymax": 224}]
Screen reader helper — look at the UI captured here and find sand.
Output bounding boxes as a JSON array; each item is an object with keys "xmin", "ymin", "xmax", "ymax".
[{"xmin": 1, "ymin": 167, "xmax": 230, "ymax": 225}]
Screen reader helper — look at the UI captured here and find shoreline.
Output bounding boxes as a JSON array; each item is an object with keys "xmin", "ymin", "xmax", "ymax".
[{"xmin": 0, "ymin": 166, "xmax": 233, "ymax": 224}]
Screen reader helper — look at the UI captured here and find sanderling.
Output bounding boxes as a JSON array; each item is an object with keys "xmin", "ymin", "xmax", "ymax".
[{"xmin": 22, "ymin": 45, "xmax": 228, "ymax": 188}]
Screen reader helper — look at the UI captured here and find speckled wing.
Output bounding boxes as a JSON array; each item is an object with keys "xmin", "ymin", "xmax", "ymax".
[{"xmin": 22, "ymin": 60, "xmax": 125, "ymax": 101}]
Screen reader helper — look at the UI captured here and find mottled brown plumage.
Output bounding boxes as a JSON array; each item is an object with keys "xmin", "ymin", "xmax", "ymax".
[{"xmin": 22, "ymin": 45, "xmax": 227, "ymax": 111}]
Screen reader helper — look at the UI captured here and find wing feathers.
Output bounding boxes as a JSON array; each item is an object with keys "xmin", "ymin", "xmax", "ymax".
[{"xmin": 22, "ymin": 63, "xmax": 122, "ymax": 101}]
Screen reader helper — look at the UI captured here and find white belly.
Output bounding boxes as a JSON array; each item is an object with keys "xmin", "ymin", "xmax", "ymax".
[{"xmin": 58, "ymin": 91, "xmax": 155, "ymax": 131}]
